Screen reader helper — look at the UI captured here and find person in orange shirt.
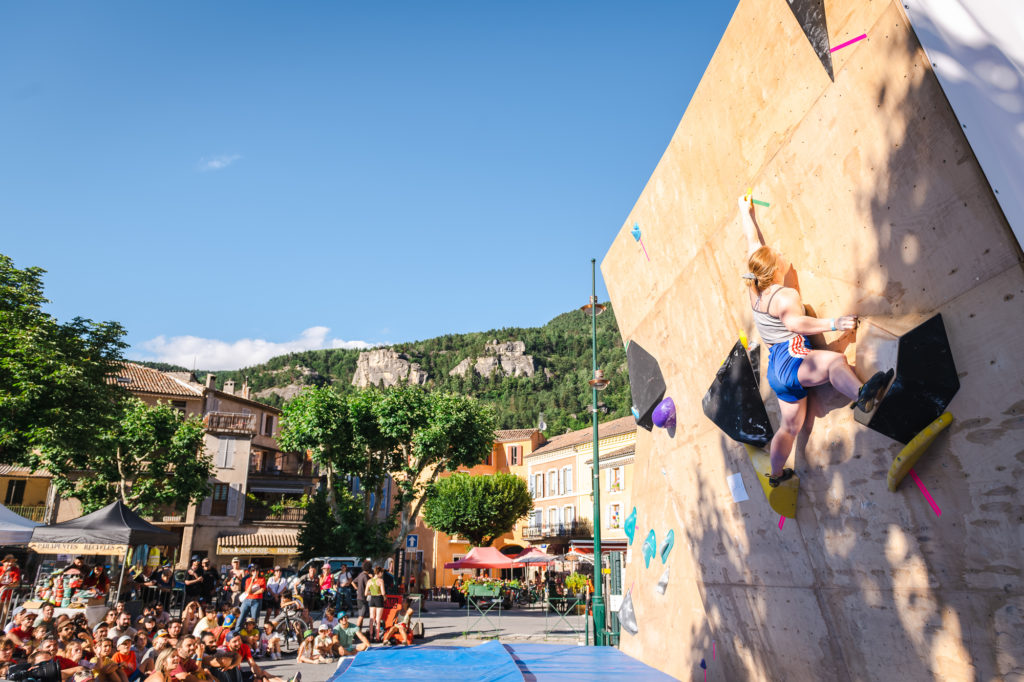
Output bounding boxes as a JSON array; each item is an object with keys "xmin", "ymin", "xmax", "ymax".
[{"xmin": 112, "ymin": 636, "xmax": 140, "ymax": 682}]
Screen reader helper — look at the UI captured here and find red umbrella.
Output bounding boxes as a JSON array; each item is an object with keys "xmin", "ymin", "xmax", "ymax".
[{"xmin": 444, "ymin": 546, "xmax": 515, "ymax": 570}]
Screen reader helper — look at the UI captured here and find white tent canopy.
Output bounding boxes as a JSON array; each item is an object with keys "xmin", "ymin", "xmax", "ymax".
[{"xmin": 0, "ymin": 503, "xmax": 43, "ymax": 545}]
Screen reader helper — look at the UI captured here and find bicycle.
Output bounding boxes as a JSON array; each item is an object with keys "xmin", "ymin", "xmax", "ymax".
[{"xmin": 271, "ymin": 597, "xmax": 310, "ymax": 653}]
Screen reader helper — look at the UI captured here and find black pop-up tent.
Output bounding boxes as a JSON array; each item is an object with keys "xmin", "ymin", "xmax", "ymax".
[{"xmin": 29, "ymin": 500, "xmax": 180, "ymax": 601}]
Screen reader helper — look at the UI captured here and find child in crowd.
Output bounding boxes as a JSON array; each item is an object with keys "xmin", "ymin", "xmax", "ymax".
[
  {"xmin": 93, "ymin": 637, "xmax": 129, "ymax": 682},
  {"xmin": 260, "ymin": 623, "xmax": 280, "ymax": 661},
  {"xmin": 381, "ymin": 597, "xmax": 415, "ymax": 646},
  {"xmin": 295, "ymin": 631, "xmax": 319, "ymax": 664},
  {"xmin": 237, "ymin": 619, "xmax": 259, "ymax": 652},
  {"xmin": 221, "ymin": 606, "xmax": 239, "ymax": 631},
  {"xmin": 113, "ymin": 636, "xmax": 139, "ymax": 682},
  {"xmin": 313, "ymin": 625, "xmax": 334, "ymax": 662},
  {"xmin": 319, "ymin": 607, "xmax": 338, "ymax": 631}
]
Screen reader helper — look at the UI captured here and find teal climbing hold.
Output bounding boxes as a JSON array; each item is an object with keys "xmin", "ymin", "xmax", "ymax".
[
  {"xmin": 625, "ymin": 507, "xmax": 637, "ymax": 545},
  {"xmin": 643, "ymin": 529, "xmax": 657, "ymax": 568},
  {"xmin": 659, "ymin": 529, "xmax": 675, "ymax": 564}
]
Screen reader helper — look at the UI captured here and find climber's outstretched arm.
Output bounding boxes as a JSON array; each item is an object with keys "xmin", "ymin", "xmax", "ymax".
[{"xmin": 739, "ymin": 194, "xmax": 764, "ymax": 258}]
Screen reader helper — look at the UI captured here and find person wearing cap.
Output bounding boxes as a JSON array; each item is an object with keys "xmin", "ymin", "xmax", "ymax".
[
  {"xmin": 313, "ymin": 624, "xmax": 334, "ymax": 661},
  {"xmin": 237, "ymin": 619, "xmax": 258, "ymax": 649},
  {"xmin": 232, "ymin": 568, "xmax": 264, "ymax": 637},
  {"xmin": 295, "ymin": 629, "xmax": 318, "ymax": 665},
  {"xmin": 331, "ymin": 614, "xmax": 368, "ymax": 657},
  {"xmin": 92, "ymin": 636, "xmax": 128, "ymax": 682},
  {"xmin": 112, "ymin": 635, "xmax": 140, "ymax": 682}
]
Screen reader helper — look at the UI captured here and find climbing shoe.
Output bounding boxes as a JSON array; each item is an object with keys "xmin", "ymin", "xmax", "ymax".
[
  {"xmin": 851, "ymin": 368, "xmax": 895, "ymax": 413},
  {"xmin": 766, "ymin": 468, "xmax": 795, "ymax": 488}
]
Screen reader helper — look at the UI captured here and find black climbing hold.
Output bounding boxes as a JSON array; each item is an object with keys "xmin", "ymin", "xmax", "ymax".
[
  {"xmin": 856, "ymin": 314, "xmax": 960, "ymax": 444},
  {"xmin": 702, "ymin": 340, "xmax": 775, "ymax": 448},
  {"xmin": 785, "ymin": 0, "xmax": 835, "ymax": 81},
  {"xmin": 626, "ymin": 341, "xmax": 667, "ymax": 432},
  {"xmin": 700, "ymin": 659, "xmax": 707, "ymax": 669}
]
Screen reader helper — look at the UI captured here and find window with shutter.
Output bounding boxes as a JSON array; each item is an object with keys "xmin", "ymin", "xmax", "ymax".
[
  {"xmin": 548, "ymin": 470, "xmax": 557, "ymax": 496},
  {"xmin": 565, "ymin": 466, "xmax": 573, "ymax": 494},
  {"xmin": 557, "ymin": 470, "xmax": 564, "ymax": 496},
  {"xmin": 210, "ymin": 484, "xmax": 229, "ymax": 516},
  {"xmin": 226, "ymin": 483, "xmax": 242, "ymax": 519}
]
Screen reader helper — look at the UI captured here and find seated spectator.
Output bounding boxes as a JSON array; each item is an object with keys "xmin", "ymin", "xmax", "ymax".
[
  {"xmin": 83, "ymin": 565, "xmax": 111, "ymax": 595},
  {"xmin": 330, "ymin": 615, "xmax": 368, "ymax": 657},
  {"xmin": 92, "ymin": 636, "xmax": 128, "ymax": 682},
  {"xmin": 112, "ymin": 636, "xmax": 140, "ymax": 682},
  {"xmin": 237, "ymin": 620, "xmax": 259, "ymax": 652},
  {"xmin": 215, "ymin": 633, "xmax": 291, "ymax": 682},
  {"xmin": 109, "ymin": 614, "xmax": 137, "ymax": 641},
  {"xmin": 380, "ymin": 598, "xmax": 415, "ymax": 646},
  {"xmin": 151, "ymin": 604, "xmax": 171, "ymax": 627},
  {"xmin": 138, "ymin": 633, "xmax": 170, "ymax": 676},
  {"xmin": 144, "ymin": 648, "xmax": 180, "ymax": 682},
  {"xmin": 56, "ymin": 639, "xmax": 88, "ymax": 681},
  {"xmin": 312, "ymin": 625, "xmax": 334, "ymax": 662},
  {"xmin": 295, "ymin": 631, "xmax": 318, "ymax": 665},
  {"xmin": 258, "ymin": 624, "xmax": 279, "ymax": 661},
  {"xmin": 169, "ymin": 636, "xmax": 200, "ymax": 682},
  {"xmin": 34, "ymin": 602, "xmax": 58, "ymax": 638},
  {"xmin": 319, "ymin": 607, "xmax": 338, "ymax": 631}
]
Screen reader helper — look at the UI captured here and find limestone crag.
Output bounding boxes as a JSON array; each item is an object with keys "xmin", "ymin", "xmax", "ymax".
[
  {"xmin": 352, "ymin": 349, "xmax": 428, "ymax": 388},
  {"xmin": 448, "ymin": 339, "xmax": 535, "ymax": 378}
]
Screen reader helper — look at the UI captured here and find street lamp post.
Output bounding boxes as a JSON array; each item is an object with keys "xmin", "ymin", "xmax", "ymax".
[{"xmin": 583, "ymin": 258, "xmax": 608, "ymax": 645}]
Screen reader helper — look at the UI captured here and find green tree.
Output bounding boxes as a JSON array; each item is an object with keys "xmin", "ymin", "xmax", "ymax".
[
  {"xmin": 379, "ymin": 388, "xmax": 495, "ymax": 553},
  {"xmin": 422, "ymin": 473, "xmax": 533, "ymax": 547},
  {"xmin": 36, "ymin": 398, "xmax": 211, "ymax": 515},
  {"xmin": 0, "ymin": 254, "xmax": 127, "ymax": 464},
  {"xmin": 297, "ymin": 486, "xmax": 394, "ymax": 560}
]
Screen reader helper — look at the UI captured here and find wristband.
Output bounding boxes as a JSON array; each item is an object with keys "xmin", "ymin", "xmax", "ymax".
[{"xmin": 831, "ymin": 318, "xmax": 837, "ymax": 331}]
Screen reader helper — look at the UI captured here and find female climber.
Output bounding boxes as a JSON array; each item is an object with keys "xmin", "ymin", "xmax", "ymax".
[{"xmin": 739, "ymin": 194, "xmax": 892, "ymax": 486}]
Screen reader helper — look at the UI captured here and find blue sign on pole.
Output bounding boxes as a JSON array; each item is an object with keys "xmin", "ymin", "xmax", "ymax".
[{"xmin": 405, "ymin": 534, "xmax": 418, "ymax": 549}]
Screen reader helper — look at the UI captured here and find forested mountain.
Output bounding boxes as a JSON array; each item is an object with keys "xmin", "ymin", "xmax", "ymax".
[{"xmin": 142, "ymin": 304, "xmax": 630, "ymax": 435}]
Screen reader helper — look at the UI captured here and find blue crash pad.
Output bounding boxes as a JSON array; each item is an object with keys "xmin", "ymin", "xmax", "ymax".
[{"xmin": 330, "ymin": 641, "xmax": 674, "ymax": 681}]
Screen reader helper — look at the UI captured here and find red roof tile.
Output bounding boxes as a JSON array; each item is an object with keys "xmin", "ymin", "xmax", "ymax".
[{"xmin": 527, "ymin": 416, "xmax": 636, "ymax": 457}]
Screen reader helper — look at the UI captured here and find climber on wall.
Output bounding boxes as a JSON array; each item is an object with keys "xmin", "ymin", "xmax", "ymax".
[{"xmin": 738, "ymin": 194, "xmax": 892, "ymax": 487}]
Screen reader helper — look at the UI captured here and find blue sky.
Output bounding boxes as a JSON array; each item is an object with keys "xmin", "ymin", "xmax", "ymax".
[{"xmin": 1, "ymin": 1, "xmax": 736, "ymax": 369}]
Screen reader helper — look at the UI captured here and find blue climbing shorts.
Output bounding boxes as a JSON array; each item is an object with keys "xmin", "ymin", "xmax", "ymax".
[{"xmin": 767, "ymin": 335, "xmax": 811, "ymax": 403}]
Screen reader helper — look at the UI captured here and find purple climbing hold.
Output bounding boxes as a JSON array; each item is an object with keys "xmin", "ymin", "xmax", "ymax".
[
  {"xmin": 652, "ymin": 397, "xmax": 676, "ymax": 429},
  {"xmin": 700, "ymin": 658, "xmax": 707, "ymax": 669}
]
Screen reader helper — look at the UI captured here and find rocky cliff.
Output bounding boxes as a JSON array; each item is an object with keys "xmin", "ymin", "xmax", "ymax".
[
  {"xmin": 449, "ymin": 339, "xmax": 536, "ymax": 378},
  {"xmin": 351, "ymin": 349, "xmax": 429, "ymax": 388}
]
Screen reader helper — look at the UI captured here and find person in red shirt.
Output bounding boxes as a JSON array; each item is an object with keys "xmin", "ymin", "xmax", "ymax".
[
  {"xmin": 217, "ymin": 634, "xmax": 288, "ymax": 682},
  {"xmin": 83, "ymin": 566, "xmax": 111, "ymax": 595},
  {"xmin": 56, "ymin": 639, "xmax": 88, "ymax": 681},
  {"xmin": 169, "ymin": 636, "xmax": 200, "ymax": 682},
  {"xmin": 233, "ymin": 568, "xmax": 265, "ymax": 636}
]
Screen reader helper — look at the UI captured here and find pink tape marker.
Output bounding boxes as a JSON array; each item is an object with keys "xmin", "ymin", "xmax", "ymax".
[
  {"xmin": 831, "ymin": 34, "xmax": 867, "ymax": 53},
  {"xmin": 778, "ymin": 516, "xmax": 785, "ymax": 530},
  {"xmin": 909, "ymin": 469, "xmax": 942, "ymax": 516},
  {"xmin": 713, "ymin": 641, "xmax": 716, "ymax": 660}
]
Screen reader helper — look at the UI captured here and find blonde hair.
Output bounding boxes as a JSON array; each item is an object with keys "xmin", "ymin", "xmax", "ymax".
[{"xmin": 745, "ymin": 246, "xmax": 779, "ymax": 292}]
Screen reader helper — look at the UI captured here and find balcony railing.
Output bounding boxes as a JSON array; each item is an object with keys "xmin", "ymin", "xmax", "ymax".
[
  {"xmin": 142, "ymin": 513, "xmax": 185, "ymax": 524},
  {"xmin": 205, "ymin": 412, "xmax": 257, "ymax": 435},
  {"xmin": 248, "ymin": 462, "xmax": 315, "ymax": 477},
  {"xmin": 8, "ymin": 505, "xmax": 45, "ymax": 522},
  {"xmin": 522, "ymin": 519, "xmax": 593, "ymax": 540},
  {"xmin": 243, "ymin": 506, "xmax": 306, "ymax": 523}
]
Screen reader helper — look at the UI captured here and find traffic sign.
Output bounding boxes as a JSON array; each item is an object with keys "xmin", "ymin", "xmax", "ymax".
[{"xmin": 405, "ymin": 534, "xmax": 418, "ymax": 549}]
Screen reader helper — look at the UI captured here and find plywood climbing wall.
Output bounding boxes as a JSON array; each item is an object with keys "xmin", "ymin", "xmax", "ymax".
[{"xmin": 600, "ymin": 1, "xmax": 1024, "ymax": 680}]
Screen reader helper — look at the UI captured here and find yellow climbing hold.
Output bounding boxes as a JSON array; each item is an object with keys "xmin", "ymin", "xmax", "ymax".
[{"xmin": 887, "ymin": 412, "xmax": 953, "ymax": 492}]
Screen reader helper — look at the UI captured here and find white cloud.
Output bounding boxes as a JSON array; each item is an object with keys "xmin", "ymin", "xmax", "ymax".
[
  {"xmin": 198, "ymin": 154, "xmax": 242, "ymax": 172},
  {"xmin": 133, "ymin": 327, "xmax": 373, "ymax": 370}
]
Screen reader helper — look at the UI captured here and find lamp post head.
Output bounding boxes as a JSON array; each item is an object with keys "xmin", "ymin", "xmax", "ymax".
[{"xmin": 589, "ymin": 369, "xmax": 610, "ymax": 391}]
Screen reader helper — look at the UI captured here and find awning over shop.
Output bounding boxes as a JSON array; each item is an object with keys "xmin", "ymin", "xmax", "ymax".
[
  {"xmin": 567, "ymin": 539, "xmax": 629, "ymax": 553},
  {"xmin": 216, "ymin": 530, "xmax": 298, "ymax": 557}
]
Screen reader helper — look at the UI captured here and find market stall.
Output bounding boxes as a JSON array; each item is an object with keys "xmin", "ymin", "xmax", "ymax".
[
  {"xmin": 0, "ymin": 502, "xmax": 43, "ymax": 544},
  {"xmin": 28, "ymin": 500, "xmax": 180, "ymax": 609}
]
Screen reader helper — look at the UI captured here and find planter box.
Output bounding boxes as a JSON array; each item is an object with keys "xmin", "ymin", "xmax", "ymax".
[{"xmin": 466, "ymin": 584, "xmax": 501, "ymax": 598}]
